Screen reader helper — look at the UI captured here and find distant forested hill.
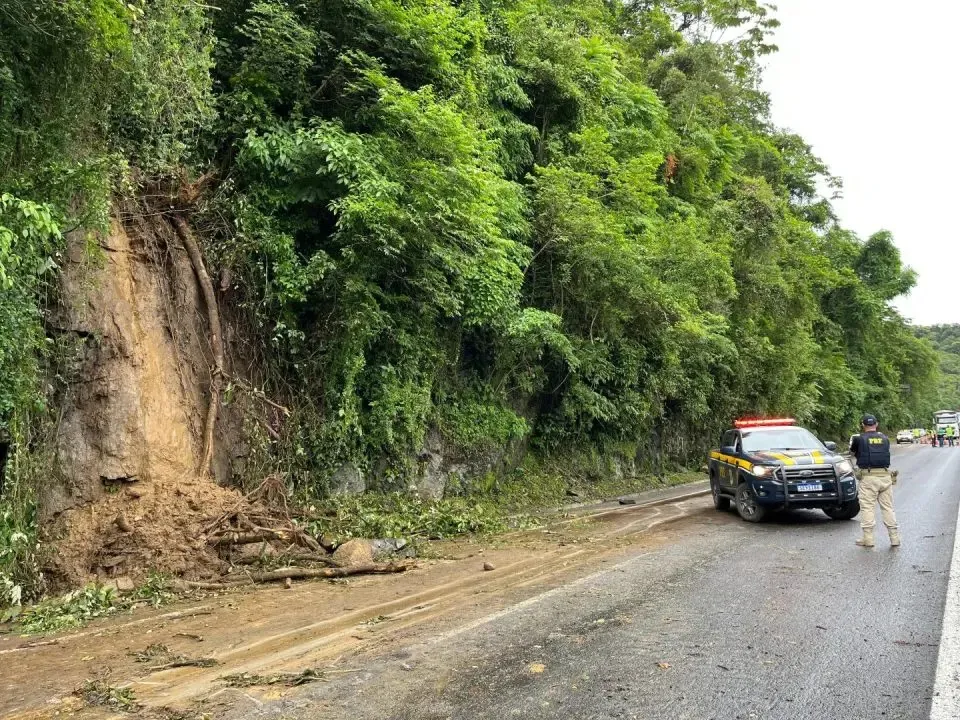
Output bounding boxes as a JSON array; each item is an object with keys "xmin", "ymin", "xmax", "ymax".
[{"xmin": 915, "ymin": 325, "xmax": 960, "ymax": 416}]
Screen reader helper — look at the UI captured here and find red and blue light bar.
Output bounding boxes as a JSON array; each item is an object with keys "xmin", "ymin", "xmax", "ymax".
[{"xmin": 734, "ymin": 417, "xmax": 796, "ymax": 428}]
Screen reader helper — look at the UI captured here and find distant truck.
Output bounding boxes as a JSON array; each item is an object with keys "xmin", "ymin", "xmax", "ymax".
[{"xmin": 933, "ymin": 411, "xmax": 960, "ymax": 442}]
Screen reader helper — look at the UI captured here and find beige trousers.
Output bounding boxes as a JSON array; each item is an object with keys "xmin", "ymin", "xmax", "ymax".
[{"xmin": 858, "ymin": 471, "xmax": 898, "ymax": 532}]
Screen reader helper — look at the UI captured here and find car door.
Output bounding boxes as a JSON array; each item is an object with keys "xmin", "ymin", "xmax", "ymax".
[{"xmin": 720, "ymin": 430, "xmax": 739, "ymax": 488}]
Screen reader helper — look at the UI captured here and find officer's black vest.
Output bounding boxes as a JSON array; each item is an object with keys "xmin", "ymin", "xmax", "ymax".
[{"xmin": 856, "ymin": 431, "xmax": 891, "ymax": 469}]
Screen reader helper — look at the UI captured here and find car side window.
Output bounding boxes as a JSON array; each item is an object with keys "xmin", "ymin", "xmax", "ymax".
[
  {"xmin": 734, "ymin": 432, "xmax": 743, "ymax": 454},
  {"xmin": 722, "ymin": 430, "xmax": 737, "ymax": 449}
]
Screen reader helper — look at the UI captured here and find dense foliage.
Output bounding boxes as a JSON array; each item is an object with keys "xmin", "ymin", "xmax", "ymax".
[
  {"xmin": 0, "ymin": 1, "xmax": 940, "ymax": 534},
  {"xmin": 914, "ymin": 325, "xmax": 960, "ymax": 422}
]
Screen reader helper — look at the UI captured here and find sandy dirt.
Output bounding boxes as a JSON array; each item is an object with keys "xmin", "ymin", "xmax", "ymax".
[
  {"xmin": 47, "ymin": 214, "xmax": 237, "ymax": 589},
  {"xmin": 0, "ymin": 492, "xmax": 711, "ymax": 719}
]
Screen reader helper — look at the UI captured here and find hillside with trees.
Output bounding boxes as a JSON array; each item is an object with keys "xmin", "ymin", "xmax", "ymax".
[
  {"xmin": 915, "ymin": 325, "xmax": 960, "ymax": 417},
  {"xmin": 0, "ymin": 0, "xmax": 939, "ymax": 599}
]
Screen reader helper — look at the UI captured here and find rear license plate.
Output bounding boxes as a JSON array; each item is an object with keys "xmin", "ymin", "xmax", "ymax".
[{"xmin": 796, "ymin": 483, "xmax": 823, "ymax": 492}]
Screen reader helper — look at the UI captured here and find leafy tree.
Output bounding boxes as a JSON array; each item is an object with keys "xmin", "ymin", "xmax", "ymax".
[{"xmin": 0, "ymin": 0, "xmax": 941, "ymax": 510}]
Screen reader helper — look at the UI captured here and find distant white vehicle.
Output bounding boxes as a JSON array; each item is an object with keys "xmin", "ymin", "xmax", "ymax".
[
  {"xmin": 933, "ymin": 411, "xmax": 960, "ymax": 443},
  {"xmin": 896, "ymin": 430, "xmax": 913, "ymax": 444}
]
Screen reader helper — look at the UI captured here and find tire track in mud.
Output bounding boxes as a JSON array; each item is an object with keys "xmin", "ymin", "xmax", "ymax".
[{"xmin": 135, "ymin": 495, "xmax": 711, "ymax": 709}]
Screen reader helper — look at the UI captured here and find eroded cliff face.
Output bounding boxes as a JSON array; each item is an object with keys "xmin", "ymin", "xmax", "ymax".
[{"xmin": 43, "ymin": 214, "xmax": 237, "ymax": 586}]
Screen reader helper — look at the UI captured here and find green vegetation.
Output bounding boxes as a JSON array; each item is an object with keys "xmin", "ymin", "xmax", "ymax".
[
  {"xmin": 914, "ymin": 325, "xmax": 960, "ymax": 420},
  {"xmin": 307, "ymin": 466, "xmax": 700, "ymax": 542},
  {"xmin": 12, "ymin": 584, "xmax": 118, "ymax": 634},
  {"xmin": 0, "ymin": 1, "xmax": 942, "ymax": 597},
  {"xmin": 4, "ymin": 573, "xmax": 175, "ymax": 634},
  {"xmin": 306, "ymin": 494, "xmax": 509, "ymax": 542}
]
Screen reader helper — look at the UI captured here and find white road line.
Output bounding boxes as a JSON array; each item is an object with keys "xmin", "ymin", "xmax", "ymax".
[{"xmin": 930, "ymin": 452, "xmax": 960, "ymax": 719}]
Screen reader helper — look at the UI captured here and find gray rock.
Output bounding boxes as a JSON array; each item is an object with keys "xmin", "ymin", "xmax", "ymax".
[{"xmin": 371, "ymin": 538, "xmax": 416, "ymax": 559}]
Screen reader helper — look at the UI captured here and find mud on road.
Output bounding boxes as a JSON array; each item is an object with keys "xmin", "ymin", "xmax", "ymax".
[{"xmin": 0, "ymin": 488, "xmax": 712, "ymax": 719}]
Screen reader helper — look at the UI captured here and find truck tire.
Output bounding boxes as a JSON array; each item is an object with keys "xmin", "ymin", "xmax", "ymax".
[
  {"xmin": 823, "ymin": 500, "xmax": 860, "ymax": 521},
  {"xmin": 711, "ymin": 476, "xmax": 730, "ymax": 511},
  {"xmin": 736, "ymin": 483, "xmax": 767, "ymax": 523}
]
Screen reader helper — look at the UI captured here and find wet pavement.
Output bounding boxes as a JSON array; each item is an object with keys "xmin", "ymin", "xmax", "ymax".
[{"xmin": 249, "ymin": 444, "xmax": 960, "ymax": 720}]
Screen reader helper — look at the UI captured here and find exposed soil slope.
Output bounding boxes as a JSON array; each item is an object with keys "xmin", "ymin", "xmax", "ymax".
[{"xmin": 44, "ymin": 212, "xmax": 238, "ymax": 587}]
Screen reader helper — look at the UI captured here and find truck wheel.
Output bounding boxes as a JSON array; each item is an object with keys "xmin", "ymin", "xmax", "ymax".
[
  {"xmin": 736, "ymin": 483, "xmax": 767, "ymax": 523},
  {"xmin": 711, "ymin": 476, "xmax": 730, "ymax": 511},
  {"xmin": 823, "ymin": 500, "xmax": 860, "ymax": 520}
]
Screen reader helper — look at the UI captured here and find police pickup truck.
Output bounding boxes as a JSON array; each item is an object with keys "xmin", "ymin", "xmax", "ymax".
[{"xmin": 708, "ymin": 418, "xmax": 859, "ymax": 523}]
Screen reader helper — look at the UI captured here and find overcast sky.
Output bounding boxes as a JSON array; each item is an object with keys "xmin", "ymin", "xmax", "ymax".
[{"xmin": 761, "ymin": 0, "xmax": 959, "ymax": 327}]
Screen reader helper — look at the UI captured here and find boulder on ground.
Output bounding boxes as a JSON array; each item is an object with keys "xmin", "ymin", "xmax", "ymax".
[{"xmin": 331, "ymin": 538, "xmax": 374, "ymax": 567}]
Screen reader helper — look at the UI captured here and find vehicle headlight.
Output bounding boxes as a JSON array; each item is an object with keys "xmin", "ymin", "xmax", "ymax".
[
  {"xmin": 751, "ymin": 465, "xmax": 777, "ymax": 478},
  {"xmin": 836, "ymin": 459, "xmax": 854, "ymax": 475}
]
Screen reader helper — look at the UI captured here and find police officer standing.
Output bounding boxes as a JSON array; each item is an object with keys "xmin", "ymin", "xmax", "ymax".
[{"xmin": 849, "ymin": 414, "xmax": 900, "ymax": 548}]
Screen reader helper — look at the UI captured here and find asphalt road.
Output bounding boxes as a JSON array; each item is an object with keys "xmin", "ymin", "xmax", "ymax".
[{"xmin": 240, "ymin": 445, "xmax": 960, "ymax": 720}]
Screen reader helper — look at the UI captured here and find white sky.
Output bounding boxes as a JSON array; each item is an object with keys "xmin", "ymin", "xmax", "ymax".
[{"xmin": 761, "ymin": 0, "xmax": 960, "ymax": 326}]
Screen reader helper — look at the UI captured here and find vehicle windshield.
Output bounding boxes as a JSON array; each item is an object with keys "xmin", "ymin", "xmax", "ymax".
[{"xmin": 741, "ymin": 427, "xmax": 823, "ymax": 453}]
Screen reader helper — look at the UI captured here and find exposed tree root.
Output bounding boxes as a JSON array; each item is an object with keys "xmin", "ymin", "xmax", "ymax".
[{"xmin": 170, "ymin": 214, "xmax": 224, "ymax": 479}]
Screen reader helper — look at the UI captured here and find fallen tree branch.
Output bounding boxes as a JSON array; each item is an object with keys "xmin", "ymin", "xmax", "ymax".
[
  {"xmin": 208, "ymin": 530, "xmax": 288, "ymax": 547},
  {"xmin": 148, "ymin": 657, "xmax": 218, "ymax": 671},
  {"xmin": 170, "ymin": 214, "xmax": 224, "ymax": 479},
  {"xmin": 232, "ymin": 552, "xmax": 338, "ymax": 567},
  {"xmin": 183, "ymin": 562, "xmax": 412, "ymax": 590}
]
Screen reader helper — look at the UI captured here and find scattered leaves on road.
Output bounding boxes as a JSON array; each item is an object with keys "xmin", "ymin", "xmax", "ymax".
[
  {"xmin": 656, "ymin": 662, "xmax": 671, "ymax": 670},
  {"xmin": 75, "ymin": 680, "xmax": 141, "ymax": 713},
  {"xmin": 220, "ymin": 668, "xmax": 327, "ymax": 688},
  {"xmin": 528, "ymin": 663, "xmax": 546, "ymax": 674},
  {"xmin": 131, "ymin": 643, "xmax": 218, "ymax": 671}
]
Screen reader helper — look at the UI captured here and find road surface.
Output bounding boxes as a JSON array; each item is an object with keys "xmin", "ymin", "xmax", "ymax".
[{"xmin": 238, "ymin": 444, "xmax": 960, "ymax": 720}]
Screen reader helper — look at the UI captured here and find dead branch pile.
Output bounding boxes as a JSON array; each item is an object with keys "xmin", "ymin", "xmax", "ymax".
[
  {"xmin": 203, "ymin": 475, "xmax": 323, "ymax": 561},
  {"xmin": 190, "ymin": 476, "xmax": 415, "ymax": 588}
]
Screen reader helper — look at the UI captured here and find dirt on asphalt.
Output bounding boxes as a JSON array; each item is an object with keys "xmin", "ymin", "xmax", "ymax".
[{"xmin": 0, "ymin": 491, "xmax": 711, "ymax": 720}]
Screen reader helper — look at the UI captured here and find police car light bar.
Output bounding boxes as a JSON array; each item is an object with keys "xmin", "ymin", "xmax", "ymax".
[{"xmin": 734, "ymin": 417, "xmax": 797, "ymax": 428}]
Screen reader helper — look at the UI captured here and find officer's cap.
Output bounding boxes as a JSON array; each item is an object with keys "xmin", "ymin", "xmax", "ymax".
[{"xmin": 861, "ymin": 414, "xmax": 878, "ymax": 426}]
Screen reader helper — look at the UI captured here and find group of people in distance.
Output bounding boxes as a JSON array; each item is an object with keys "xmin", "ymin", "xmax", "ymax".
[{"xmin": 929, "ymin": 427, "xmax": 956, "ymax": 447}]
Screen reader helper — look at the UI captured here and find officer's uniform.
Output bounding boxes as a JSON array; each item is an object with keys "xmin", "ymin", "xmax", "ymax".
[
  {"xmin": 850, "ymin": 415, "xmax": 900, "ymax": 548},
  {"xmin": 948, "ymin": 426, "xmax": 956, "ymax": 447}
]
